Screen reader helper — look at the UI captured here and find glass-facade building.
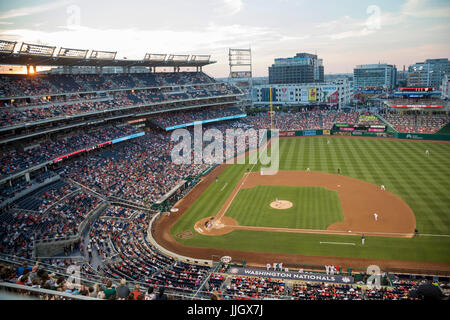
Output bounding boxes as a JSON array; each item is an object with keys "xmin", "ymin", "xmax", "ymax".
[
  {"xmin": 353, "ymin": 64, "xmax": 397, "ymax": 90},
  {"xmin": 268, "ymin": 53, "xmax": 324, "ymax": 84},
  {"xmin": 408, "ymin": 58, "xmax": 450, "ymax": 87}
]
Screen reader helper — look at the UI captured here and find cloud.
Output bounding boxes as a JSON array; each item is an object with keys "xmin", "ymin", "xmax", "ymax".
[
  {"xmin": 329, "ymin": 28, "xmax": 376, "ymax": 40},
  {"xmin": 0, "ymin": 21, "xmax": 278, "ymax": 58},
  {"xmin": 402, "ymin": 0, "xmax": 450, "ymax": 18},
  {"xmin": 0, "ymin": 0, "xmax": 72, "ymax": 20},
  {"xmin": 315, "ymin": 14, "xmax": 375, "ymax": 40},
  {"xmin": 315, "ymin": 16, "xmax": 363, "ymax": 30},
  {"xmin": 214, "ymin": 0, "xmax": 244, "ymax": 16}
]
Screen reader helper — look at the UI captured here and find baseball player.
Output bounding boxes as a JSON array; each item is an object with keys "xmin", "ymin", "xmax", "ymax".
[
  {"xmin": 361, "ymin": 234, "xmax": 365, "ymax": 245},
  {"xmin": 380, "ymin": 185, "xmax": 385, "ymax": 191},
  {"xmin": 306, "ymin": 167, "xmax": 310, "ymax": 172},
  {"xmin": 425, "ymin": 149, "xmax": 429, "ymax": 156},
  {"xmin": 373, "ymin": 213, "xmax": 378, "ymax": 221}
]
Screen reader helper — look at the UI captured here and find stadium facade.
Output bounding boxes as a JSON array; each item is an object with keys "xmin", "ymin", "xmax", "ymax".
[{"xmin": 252, "ymin": 78, "xmax": 352, "ymax": 108}]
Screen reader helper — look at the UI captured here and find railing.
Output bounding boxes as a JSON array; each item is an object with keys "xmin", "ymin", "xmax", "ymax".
[
  {"xmin": 33, "ymin": 201, "xmax": 108, "ymax": 257},
  {"xmin": 0, "ymin": 282, "xmax": 100, "ymax": 300}
]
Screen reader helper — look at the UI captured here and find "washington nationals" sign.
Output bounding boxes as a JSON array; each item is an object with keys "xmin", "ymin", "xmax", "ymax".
[{"xmin": 228, "ymin": 267, "xmax": 354, "ymax": 284}]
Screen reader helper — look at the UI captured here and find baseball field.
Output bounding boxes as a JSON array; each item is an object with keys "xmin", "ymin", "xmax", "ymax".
[{"xmin": 155, "ymin": 136, "xmax": 450, "ymax": 272}]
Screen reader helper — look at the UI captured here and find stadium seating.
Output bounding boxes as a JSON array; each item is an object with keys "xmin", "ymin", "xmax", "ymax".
[
  {"xmin": 383, "ymin": 112, "xmax": 449, "ymax": 134},
  {"xmin": 2, "ymin": 67, "xmax": 449, "ymax": 302}
]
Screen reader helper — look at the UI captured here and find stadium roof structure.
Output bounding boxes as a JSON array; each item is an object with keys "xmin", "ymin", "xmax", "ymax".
[{"xmin": 0, "ymin": 40, "xmax": 215, "ymax": 69}]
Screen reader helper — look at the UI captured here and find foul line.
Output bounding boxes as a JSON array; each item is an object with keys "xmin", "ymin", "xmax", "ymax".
[
  {"xmin": 220, "ymin": 182, "xmax": 228, "ymax": 192},
  {"xmin": 320, "ymin": 242, "xmax": 356, "ymax": 246},
  {"xmin": 216, "ymin": 139, "xmax": 270, "ymax": 222}
]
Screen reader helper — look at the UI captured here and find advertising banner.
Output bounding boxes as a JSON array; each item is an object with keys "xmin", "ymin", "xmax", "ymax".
[
  {"xmin": 165, "ymin": 114, "xmax": 247, "ymax": 131},
  {"xmin": 228, "ymin": 267, "xmax": 354, "ymax": 284},
  {"xmin": 303, "ymin": 130, "xmax": 317, "ymax": 136},
  {"xmin": 301, "ymin": 89, "xmax": 309, "ymax": 102},
  {"xmin": 323, "ymin": 129, "xmax": 331, "ymax": 135},
  {"xmin": 231, "ymin": 71, "xmax": 252, "ymax": 78},
  {"xmin": 396, "ymin": 133, "xmax": 450, "ymax": 141},
  {"xmin": 53, "ymin": 149, "xmax": 86, "ymax": 163},
  {"xmin": 279, "ymin": 131, "xmax": 296, "ymax": 137},
  {"xmin": 321, "ymin": 86, "xmax": 339, "ymax": 104},
  {"xmin": 392, "ymin": 105, "xmax": 443, "ymax": 108},
  {"xmin": 278, "ymin": 87, "xmax": 295, "ymax": 102},
  {"xmin": 308, "ymin": 88, "xmax": 317, "ymax": 101},
  {"xmin": 112, "ymin": 132, "xmax": 145, "ymax": 144},
  {"xmin": 261, "ymin": 87, "xmax": 276, "ymax": 102},
  {"xmin": 359, "ymin": 115, "xmax": 378, "ymax": 122}
]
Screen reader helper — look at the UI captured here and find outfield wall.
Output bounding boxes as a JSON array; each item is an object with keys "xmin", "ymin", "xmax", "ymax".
[
  {"xmin": 394, "ymin": 132, "xmax": 450, "ymax": 141},
  {"xmin": 278, "ymin": 128, "xmax": 450, "ymax": 141}
]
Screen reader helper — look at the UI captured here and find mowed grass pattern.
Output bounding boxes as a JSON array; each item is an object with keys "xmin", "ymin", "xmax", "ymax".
[
  {"xmin": 268, "ymin": 137, "xmax": 450, "ymax": 235},
  {"xmin": 171, "ymin": 137, "xmax": 450, "ymax": 264},
  {"xmin": 225, "ymin": 185, "xmax": 344, "ymax": 229}
]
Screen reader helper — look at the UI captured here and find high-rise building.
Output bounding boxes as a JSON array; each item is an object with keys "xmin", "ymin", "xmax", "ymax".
[
  {"xmin": 408, "ymin": 58, "xmax": 450, "ymax": 87},
  {"xmin": 442, "ymin": 74, "xmax": 450, "ymax": 100},
  {"xmin": 268, "ymin": 53, "xmax": 324, "ymax": 84},
  {"xmin": 353, "ymin": 64, "xmax": 397, "ymax": 90}
]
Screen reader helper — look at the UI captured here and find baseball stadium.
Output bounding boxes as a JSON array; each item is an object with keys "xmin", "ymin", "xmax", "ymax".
[{"xmin": 0, "ymin": 36, "xmax": 449, "ymax": 305}]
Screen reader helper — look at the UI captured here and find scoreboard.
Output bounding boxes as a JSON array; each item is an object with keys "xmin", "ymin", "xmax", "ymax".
[{"xmin": 335, "ymin": 124, "xmax": 386, "ymax": 132}]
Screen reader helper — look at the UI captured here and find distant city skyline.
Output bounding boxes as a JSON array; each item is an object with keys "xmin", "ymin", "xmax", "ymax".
[{"xmin": 0, "ymin": 0, "xmax": 449, "ymax": 77}]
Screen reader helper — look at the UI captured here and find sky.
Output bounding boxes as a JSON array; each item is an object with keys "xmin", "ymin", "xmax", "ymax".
[{"xmin": 0, "ymin": 0, "xmax": 449, "ymax": 77}]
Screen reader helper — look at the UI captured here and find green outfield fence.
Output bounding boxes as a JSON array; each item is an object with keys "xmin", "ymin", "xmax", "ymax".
[{"xmin": 277, "ymin": 127, "xmax": 450, "ymax": 141}]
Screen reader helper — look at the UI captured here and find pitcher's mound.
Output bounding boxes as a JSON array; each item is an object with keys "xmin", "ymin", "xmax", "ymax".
[{"xmin": 270, "ymin": 200, "xmax": 293, "ymax": 210}]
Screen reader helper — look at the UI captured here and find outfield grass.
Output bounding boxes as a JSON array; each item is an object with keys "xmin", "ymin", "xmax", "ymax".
[
  {"xmin": 225, "ymin": 185, "xmax": 344, "ymax": 229},
  {"xmin": 170, "ymin": 136, "xmax": 450, "ymax": 264},
  {"xmin": 269, "ymin": 136, "xmax": 450, "ymax": 235}
]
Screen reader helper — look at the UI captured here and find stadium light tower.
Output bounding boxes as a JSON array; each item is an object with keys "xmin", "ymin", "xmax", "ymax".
[{"xmin": 228, "ymin": 48, "xmax": 253, "ymax": 108}]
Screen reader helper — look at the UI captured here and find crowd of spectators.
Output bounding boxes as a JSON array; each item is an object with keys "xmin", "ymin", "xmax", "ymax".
[
  {"xmin": 0, "ymin": 171, "xmax": 57, "ymax": 203},
  {"xmin": 416, "ymin": 114, "xmax": 449, "ymax": 133},
  {"xmin": 150, "ymin": 106, "xmax": 245, "ymax": 129},
  {"xmin": 0, "ymin": 185, "xmax": 102, "ymax": 259},
  {"xmin": 60, "ymin": 128, "xmax": 209, "ymax": 205},
  {"xmin": 224, "ymin": 276, "xmax": 286, "ymax": 299},
  {"xmin": 1, "ymin": 259, "xmax": 448, "ymax": 300},
  {"xmin": 244, "ymin": 109, "xmax": 363, "ymax": 131},
  {"xmin": 291, "ymin": 282, "xmax": 363, "ymax": 300},
  {"xmin": 0, "ymin": 83, "xmax": 240, "ymax": 128},
  {"xmin": 0, "ymin": 72, "xmax": 215, "ymax": 98},
  {"xmin": 0, "ymin": 125, "xmax": 140, "ymax": 179},
  {"xmin": 82, "ymin": 204, "xmax": 222, "ymax": 297},
  {"xmin": 383, "ymin": 112, "xmax": 449, "ymax": 133}
]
